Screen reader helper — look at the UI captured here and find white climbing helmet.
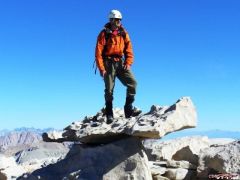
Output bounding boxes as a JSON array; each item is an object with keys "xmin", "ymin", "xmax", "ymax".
[{"xmin": 108, "ymin": 10, "xmax": 122, "ymax": 19}]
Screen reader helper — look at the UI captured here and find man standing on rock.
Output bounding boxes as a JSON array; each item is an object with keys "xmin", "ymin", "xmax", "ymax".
[{"xmin": 95, "ymin": 10, "xmax": 141, "ymax": 124}]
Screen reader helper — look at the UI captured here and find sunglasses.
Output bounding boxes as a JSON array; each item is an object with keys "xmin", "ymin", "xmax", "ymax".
[{"xmin": 110, "ymin": 18, "xmax": 121, "ymax": 22}]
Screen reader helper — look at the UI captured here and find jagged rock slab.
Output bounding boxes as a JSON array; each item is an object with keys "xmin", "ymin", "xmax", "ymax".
[
  {"xmin": 19, "ymin": 137, "xmax": 152, "ymax": 180},
  {"xmin": 197, "ymin": 140, "xmax": 240, "ymax": 178},
  {"xmin": 43, "ymin": 97, "xmax": 197, "ymax": 144}
]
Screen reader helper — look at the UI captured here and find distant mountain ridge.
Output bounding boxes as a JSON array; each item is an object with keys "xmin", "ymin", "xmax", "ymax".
[
  {"xmin": 0, "ymin": 129, "xmax": 10, "ymax": 137},
  {"xmin": 0, "ymin": 127, "xmax": 55, "ymax": 153},
  {"xmin": 0, "ymin": 127, "xmax": 54, "ymax": 137},
  {"xmin": 1, "ymin": 127, "xmax": 240, "ymax": 139}
]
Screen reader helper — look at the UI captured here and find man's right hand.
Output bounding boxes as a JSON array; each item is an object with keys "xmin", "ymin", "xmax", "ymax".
[{"xmin": 100, "ymin": 70, "xmax": 106, "ymax": 77}]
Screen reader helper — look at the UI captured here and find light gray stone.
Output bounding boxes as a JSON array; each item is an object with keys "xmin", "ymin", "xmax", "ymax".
[
  {"xmin": 149, "ymin": 161, "xmax": 167, "ymax": 175},
  {"xmin": 166, "ymin": 160, "xmax": 197, "ymax": 170},
  {"xmin": 144, "ymin": 136, "xmax": 209, "ymax": 165},
  {"xmin": 198, "ymin": 140, "xmax": 240, "ymax": 178},
  {"xmin": 152, "ymin": 174, "xmax": 170, "ymax": 180},
  {"xmin": 164, "ymin": 168, "xmax": 197, "ymax": 180},
  {"xmin": 209, "ymin": 138, "xmax": 235, "ymax": 146},
  {"xmin": 149, "ymin": 160, "xmax": 197, "ymax": 180},
  {"xmin": 0, "ymin": 154, "xmax": 25, "ymax": 179}
]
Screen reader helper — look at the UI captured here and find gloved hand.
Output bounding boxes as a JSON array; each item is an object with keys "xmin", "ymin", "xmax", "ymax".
[
  {"xmin": 100, "ymin": 70, "xmax": 106, "ymax": 77},
  {"xmin": 123, "ymin": 64, "xmax": 131, "ymax": 70}
]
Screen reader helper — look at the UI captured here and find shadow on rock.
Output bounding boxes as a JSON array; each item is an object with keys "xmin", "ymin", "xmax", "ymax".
[{"xmin": 18, "ymin": 137, "xmax": 151, "ymax": 180}]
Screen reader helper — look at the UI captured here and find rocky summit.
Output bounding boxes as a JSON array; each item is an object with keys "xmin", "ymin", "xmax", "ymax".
[
  {"xmin": 43, "ymin": 97, "xmax": 197, "ymax": 144},
  {"xmin": 1, "ymin": 96, "xmax": 239, "ymax": 180}
]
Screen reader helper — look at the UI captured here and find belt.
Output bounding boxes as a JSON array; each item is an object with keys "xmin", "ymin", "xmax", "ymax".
[{"xmin": 103, "ymin": 54, "xmax": 123, "ymax": 61}]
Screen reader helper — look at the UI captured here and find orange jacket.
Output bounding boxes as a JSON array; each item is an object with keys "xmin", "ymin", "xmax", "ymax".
[{"xmin": 95, "ymin": 23, "xmax": 134, "ymax": 72}]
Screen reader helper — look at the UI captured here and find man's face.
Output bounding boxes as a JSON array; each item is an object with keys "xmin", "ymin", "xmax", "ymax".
[{"xmin": 110, "ymin": 18, "xmax": 121, "ymax": 29}]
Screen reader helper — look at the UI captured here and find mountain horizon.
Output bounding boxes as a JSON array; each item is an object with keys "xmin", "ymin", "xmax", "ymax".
[{"xmin": 1, "ymin": 127, "xmax": 240, "ymax": 139}]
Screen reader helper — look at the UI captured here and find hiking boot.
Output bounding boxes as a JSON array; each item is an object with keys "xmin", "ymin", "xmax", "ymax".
[
  {"xmin": 106, "ymin": 115, "xmax": 114, "ymax": 124},
  {"xmin": 124, "ymin": 96, "xmax": 141, "ymax": 118},
  {"xmin": 131, "ymin": 107, "xmax": 142, "ymax": 117},
  {"xmin": 124, "ymin": 96, "xmax": 142, "ymax": 118},
  {"xmin": 105, "ymin": 101, "xmax": 113, "ymax": 124},
  {"xmin": 124, "ymin": 106, "xmax": 142, "ymax": 118}
]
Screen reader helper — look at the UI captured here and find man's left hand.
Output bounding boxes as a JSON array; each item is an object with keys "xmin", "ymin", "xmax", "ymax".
[{"xmin": 123, "ymin": 64, "xmax": 131, "ymax": 70}]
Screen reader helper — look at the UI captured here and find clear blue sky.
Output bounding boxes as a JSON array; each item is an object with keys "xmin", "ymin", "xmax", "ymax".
[{"xmin": 0, "ymin": 0, "xmax": 239, "ymax": 131}]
